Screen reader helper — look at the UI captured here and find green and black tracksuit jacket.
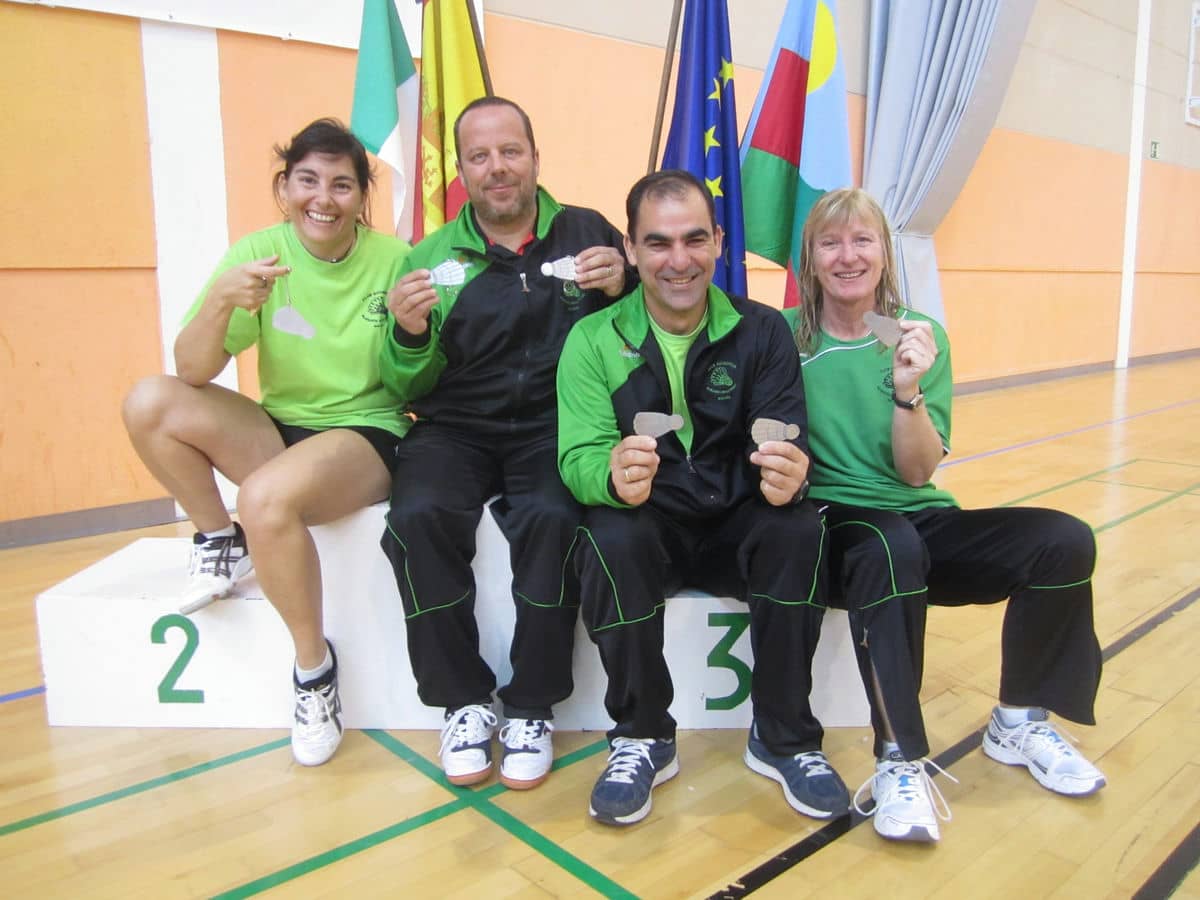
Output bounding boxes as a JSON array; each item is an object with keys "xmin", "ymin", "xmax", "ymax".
[
  {"xmin": 380, "ymin": 187, "xmax": 630, "ymax": 439},
  {"xmin": 557, "ymin": 284, "xmax": 810, "ymax": 518}
]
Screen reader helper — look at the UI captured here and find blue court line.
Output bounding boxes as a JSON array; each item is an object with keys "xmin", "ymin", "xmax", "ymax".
[
  {"xmin": 0, "ymin": 686, "xmax": 45, "ymax": 704},
  {"xmin": 942, "ymin": 397, "xmax": 1200, "ymax": 468}
]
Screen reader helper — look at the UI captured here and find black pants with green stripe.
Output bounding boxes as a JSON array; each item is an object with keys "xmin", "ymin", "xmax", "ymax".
[
  {"xmin": 380, "ymin": 422, "xmax": 581, "ymax": 719},
  {"xmin": 576, "ymin": 498, "xmax": 828, "ymax": 754},
  {"xmin": 822, "ymin": 503, "xmax": 1101, "ymax": 760}
]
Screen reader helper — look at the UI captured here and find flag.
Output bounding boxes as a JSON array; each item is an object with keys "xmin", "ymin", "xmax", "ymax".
[
  {"xmin": 661, "ymin": 0, "xmax": 747, "ymax": 296},
  {"xmin": 739, "ymin": 0, "xmax": 851, "ymax": 307},
  {"xmin": 416, "ymin": 0, "xmax": 488, "ymax": 241},
  {"xmin": 351, "ymin": 0, "xmax": 419, "ymax": 240}
]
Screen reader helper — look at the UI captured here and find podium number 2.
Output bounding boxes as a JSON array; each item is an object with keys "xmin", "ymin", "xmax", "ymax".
[
  {"xmin": 706, "ymin": 612, "xmax": 752, "ymax": 710},
  {"xmin": 151, "ymin": 614, "xmax": 205, "ymax": 704}
]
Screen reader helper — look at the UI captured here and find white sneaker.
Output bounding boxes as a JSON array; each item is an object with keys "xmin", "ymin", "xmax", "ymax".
[
  {"xmin": 854, "ymin": 753, "xmax": 956, "ymax": 843},
  {"xmin": 440, "ymin": 704, "xmax": 498, "ymax": 786},
  {"xmin": 982, "ymin": 708, "xmax": 1106, "ymax": 796},
  {"xmin": 499, "ymin": 719, "xmax": 554, "ymax": 790},
  {"xmin": 180, "ymin": 523, "xmax": 254, "ymax": 615},
  {"xmin": 291, "ymin": 647, "xmax": 343, "ymax": 767}
]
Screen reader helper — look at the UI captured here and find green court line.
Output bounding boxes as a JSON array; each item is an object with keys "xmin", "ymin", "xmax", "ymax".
[
  {"xmin": 361, "ymin": 730, "xmax": 634, "ymax": 899},
  {"xmin": 1093, "ymin": 480, "xmax": 1200, "ymax": 533},
  {"xmin": 210, "ymin": 798, "xmax": 466, "ymax": 900},
  {"xmin": 1137, "ymin": 458, "xmax": 1200, "ymax": 470},
  {"xmin": 1086, "ymin": 479, "xmax": 1181, "ymax": 493},
  {"xmin": 212, "ymin": 732, "xmax": 622, "ymax": 898},
  {"xmin": 1000, "ymin": 460, "xmax": 1134, "ymax": 507},
  {"xmin": 0, "ymin": 737, "xmax": 289, "ymax": 837}
]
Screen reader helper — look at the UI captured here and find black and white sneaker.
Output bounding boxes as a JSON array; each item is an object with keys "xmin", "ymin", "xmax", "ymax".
[
  {"xmin": 180, "ymin": 522, "xmax": 253, "ymax": 615},
  {"xmin": 291, "ymin": 644, "xmax": 344, "ymax": 767}
]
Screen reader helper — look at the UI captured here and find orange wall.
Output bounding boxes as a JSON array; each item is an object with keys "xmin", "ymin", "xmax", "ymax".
[
  {"xmin": 0, "ymin": 5, "xmax": 163, "ymax": 521},
  {"xmin": 937, "ymin": 129, "xmax": 1128, "ymax": 382},
  {"xmin": 1131, "ymin": 160, "xmax": 1200, "ymax": 357},
  {"xmin": 0, "ymin": 270, "xmax": 164, "ymax": 520},
  {"xmin": 0, "ymin": 4, "xmax": 156, "ymax": 269}
]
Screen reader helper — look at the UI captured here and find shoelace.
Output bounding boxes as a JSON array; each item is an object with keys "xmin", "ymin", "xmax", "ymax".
[
  {"xmin": 794, "ymin": 751, "xmax": 834, "ymax": 777},
  {"xmin": 853, "ymin": 757, "xmax": 958, "ymax": 822},
  {"xmin": 295, "ymin": 682, "xmax": 337, "ymax": 735},
  {"xmin": 500, "ymin": 718, "xmax": 551, "ymax": 750},
  {"xmin": 999, "ymin": 719, "xmax": 1080, "ymax": 762},
  {"xmin": 601, "ymin": 738, "xmax": 654, "ymax": 784},
  {"xmin": 440, "ymin": 706, "xmax": 498, "ymax": 757},
  {"xmin": 190, "ymin": 535, "xmax": 244, "ymax": 579}
]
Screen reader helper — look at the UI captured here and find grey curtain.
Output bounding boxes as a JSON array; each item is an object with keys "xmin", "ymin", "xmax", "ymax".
[{"xmin": 862, "ymin": 0, "xmax": 1035, "ymax": 322}]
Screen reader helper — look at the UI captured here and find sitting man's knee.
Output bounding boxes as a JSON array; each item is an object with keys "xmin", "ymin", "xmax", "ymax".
[{"xmin": 1042, "ymin": 511, "xmax": 1097, "ymax": 577}]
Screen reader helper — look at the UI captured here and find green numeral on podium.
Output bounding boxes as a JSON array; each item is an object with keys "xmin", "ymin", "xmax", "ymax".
[
  {"xmin": 705, "ymin": 612, "xmax": 752, "ymax": 710},
  {"xmin": 151, "ymin": 614, "xmax": 205, "ymax": 704}
]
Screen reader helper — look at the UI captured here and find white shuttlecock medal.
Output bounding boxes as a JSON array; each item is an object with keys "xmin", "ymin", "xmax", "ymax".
[
  {"xmin": 429, "ymin": 258, "xmax": 471, "ymax": 287},
  {"xmin": 540, "ymin": 256, "xmax": 578, "ymax": 281}
]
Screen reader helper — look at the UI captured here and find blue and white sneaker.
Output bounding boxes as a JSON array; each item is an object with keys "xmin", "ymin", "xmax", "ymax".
[
  {"xmin": 743, "ymin": 722, "xmax": 850, "ymax": 818},
  {"xmin": 982, "ymin": 707, "xmax": 1106, "ymax": 796},
  {"xmin": 440, "ymin": 704, "xmax": 497, "ymax": 786},
  {"xmin": 854, "ymin": 751, "xmax": 956, "ymax": 843},
  {"xmin": 589, "ymin": 737, "xmax": 679, "ymax": 826},
  {"xmin": 499, "ymin": 718, "xmax": 554, "ymax": 790}
]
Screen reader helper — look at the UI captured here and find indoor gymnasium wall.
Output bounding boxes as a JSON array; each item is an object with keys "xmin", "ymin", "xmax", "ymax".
[{"xmin": 2, "ymin": 0, "xmax": 1195, "ymax": 536}]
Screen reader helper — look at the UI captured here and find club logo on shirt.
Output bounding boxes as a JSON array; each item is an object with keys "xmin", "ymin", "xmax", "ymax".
[
  {"xmin": 560, "ymin": 280, "xmax": 583, "ymax": 311},
  {"xmin": 361, "ymin": 291, "xmax": 389, "ymax": 327},
  {"xmin": 879, "ymin": 368, "xmax": 895, "ymax": 397},
  {"xmin": 705, "ymin": 362, "xmax": 737, "ymax": 397}
]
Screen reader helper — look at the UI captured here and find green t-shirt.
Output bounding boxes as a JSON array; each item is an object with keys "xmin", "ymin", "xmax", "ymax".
[
  {"xmin": 647, "ymin": 309, "xmax": 708, "ymax": 453},
  {"xmin": 182, "ymin": 223, "xmax": 411, "ymax": 437},
  {"xmin": 793, "ymin": 306, "xmax": 958, "ymax": 511}
]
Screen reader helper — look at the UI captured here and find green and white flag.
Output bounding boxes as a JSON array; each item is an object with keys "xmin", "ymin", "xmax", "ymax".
[{"xmin": 351, "ymin": 0, "xmax": 419, "ymax": 240}]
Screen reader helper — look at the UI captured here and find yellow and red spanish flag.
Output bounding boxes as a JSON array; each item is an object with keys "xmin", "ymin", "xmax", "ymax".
[{"xmin": 416, "ymin": 0, "xmax": 488, "ymax": 241}]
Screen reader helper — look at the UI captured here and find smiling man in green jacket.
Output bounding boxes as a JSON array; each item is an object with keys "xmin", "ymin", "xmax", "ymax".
[{"xmin": 557, "ymin": 170, "xmax": 847, "ymax": 827}]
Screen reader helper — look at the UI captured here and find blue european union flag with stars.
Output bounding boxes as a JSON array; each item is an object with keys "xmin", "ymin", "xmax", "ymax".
[{"xmin": 661, "ymin": 0, "xmax": 747, "ymax": 296}]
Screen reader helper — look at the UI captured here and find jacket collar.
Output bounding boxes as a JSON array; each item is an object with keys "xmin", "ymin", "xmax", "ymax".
[
  {"xmin": 451, "ymin": 186, "xmax": 564, "ymax": 255},
  {"xmin": 613, "ymin": 282, "xmax": 742, "ymax": 348}
]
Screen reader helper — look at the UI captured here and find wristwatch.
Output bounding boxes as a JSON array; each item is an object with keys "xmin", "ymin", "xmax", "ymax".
[
  {"xmin": 892, "ymin": 389, "xmax": 924, "ymax": 410},
  {"xmin": 789, "ymin": 479, "xmax": 810, "ymax": 505}
]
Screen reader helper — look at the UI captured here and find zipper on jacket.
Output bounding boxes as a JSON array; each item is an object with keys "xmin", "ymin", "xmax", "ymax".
[{"xmin": 519, "ymin": 272, "xmax": 529, "ymax": 293}]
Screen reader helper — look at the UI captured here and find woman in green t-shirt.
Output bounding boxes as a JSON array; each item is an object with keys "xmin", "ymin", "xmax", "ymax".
[
  {"xmin": 793, "ymin": 187, "xmax": 1104, "ymax": 845},
  {"xmin": 122, "ymin": 119, "xmax": 410, "ymax": 768}
]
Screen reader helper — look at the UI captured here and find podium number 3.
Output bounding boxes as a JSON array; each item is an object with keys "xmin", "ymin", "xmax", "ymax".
[
  {"xmin": 706, "ymin": 612, "xmax": 752, "ymax": 710},
  {"xmin": 151, "ymin": 614, "xmax": 205, "ymax": 704}
]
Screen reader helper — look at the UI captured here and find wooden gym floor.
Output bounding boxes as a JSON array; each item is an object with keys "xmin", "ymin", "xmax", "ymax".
[{"xmin": 2, "ymin": 356, "xmax": 1198, "ymax": 898}]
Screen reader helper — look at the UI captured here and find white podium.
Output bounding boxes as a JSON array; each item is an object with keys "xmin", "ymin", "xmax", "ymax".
[{"xmin": 36, "ymin": 505, "xmax": 869, "ymax": 730}]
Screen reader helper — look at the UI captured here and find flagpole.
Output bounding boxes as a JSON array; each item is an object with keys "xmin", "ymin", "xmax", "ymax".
[
  {"xmin": 464, "ymin": 0, "xmax": 494, "ymax": 96},
  {"xmin": 647, "ymin": 0, "xmax": 685, "ymax": 174}
]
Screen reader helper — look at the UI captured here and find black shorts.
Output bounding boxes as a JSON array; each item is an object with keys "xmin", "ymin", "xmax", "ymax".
[{"xmin": 269, "ymin": 416, "xmax": 401, "ymax": 474}]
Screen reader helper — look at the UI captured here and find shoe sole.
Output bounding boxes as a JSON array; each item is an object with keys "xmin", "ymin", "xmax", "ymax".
[
  {"xmin": 179, "ymin": 563, "xmax": 254, "ymax": 616},
  {"xmin": 589, "ymin": 756, "xmax": 680, "ymax": 826},
  {"xmin": 875, "ymin": 818, "xmax": 939, "ymax": 843},
  {"xmin": 981, "ymin": 735, "xmax": 1106, "ymax": 796},
  {"xmin": 742, "ymin": 748, "xmax": 848, "ymax": 819},
  {"xmin": 500, "ymin": 770, "xmax": 550, "ymax": 791},
  {"xmin": 446, "ymin": 763, "xmax": 493, "ymax": 786},
  {"xmin": 292, "ymin": 739, "xmax": 342, "ymax": 767}
]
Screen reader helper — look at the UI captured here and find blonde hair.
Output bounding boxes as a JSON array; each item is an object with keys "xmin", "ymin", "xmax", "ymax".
[{"xmin": 793, "ymin": 187, "xmax": 903, "ymax": 354}]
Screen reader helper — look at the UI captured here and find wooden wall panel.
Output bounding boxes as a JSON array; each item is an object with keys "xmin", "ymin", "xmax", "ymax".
[
  {"xmin": 0, "ymin": 270, "xmax": 165, "ymax": 520},
  {"xmin": 0, "ymin": 4, "xmax": 155, "ymax": 269}
]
